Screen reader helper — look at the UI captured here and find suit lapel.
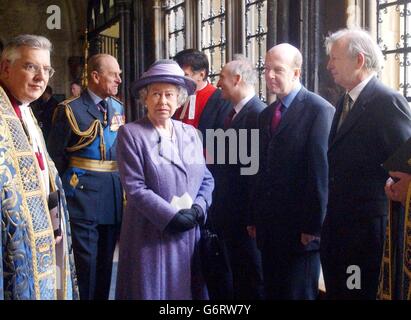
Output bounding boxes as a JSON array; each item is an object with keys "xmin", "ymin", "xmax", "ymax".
[
  {"xmin": 84, "ymin": 91, "xmax": 103, "ymax": 120},
  {"xmin": 329, "ymin": 76, "xmax": 376, "ymax": 149},
  {"xmin": 261, "ymin": 102, "xmax": 275, "ymax": 139},
  {"xmin": 230, "ymin": 97, "xmax": 255, "ymax": 128},
  {"xmin": 328, "ymin": 95, "xmax": 344, "ymax": 145}
]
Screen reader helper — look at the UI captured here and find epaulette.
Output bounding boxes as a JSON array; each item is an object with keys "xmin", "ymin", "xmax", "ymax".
[
  {"xmin": 52, "ymin": 96, "xmax": 79, "ymax": 125},
  {"xmin": 59, "ymin": 95, "xmax": 80, "ymax": 107},
  {"xmin": 111, "ymin": 96, "xmax": 124, "ymax": 105}
]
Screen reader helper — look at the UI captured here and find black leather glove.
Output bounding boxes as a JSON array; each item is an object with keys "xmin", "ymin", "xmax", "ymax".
[
  {"xmin": 192, "ymin": 204, "xmax": 204, "ymax": 225},
  {"xmin": 166, "ymin": 204, "xmax": 204, "ymax": 233}
]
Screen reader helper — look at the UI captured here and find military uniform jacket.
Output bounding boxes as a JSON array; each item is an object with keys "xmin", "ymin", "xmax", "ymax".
[{"xmin": 48, "ymin": 91, "xmax": 124, "ymax": 224}]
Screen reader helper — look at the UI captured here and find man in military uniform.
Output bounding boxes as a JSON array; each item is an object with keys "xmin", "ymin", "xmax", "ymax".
[{"xmin": 48, "ymin": 53, "xmax": 124, "ymax": 300}]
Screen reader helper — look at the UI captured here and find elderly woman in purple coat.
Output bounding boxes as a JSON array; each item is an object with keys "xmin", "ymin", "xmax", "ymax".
[{"xmin": 115, "ymin": 60, "xmax": 214, "ymax": 300}]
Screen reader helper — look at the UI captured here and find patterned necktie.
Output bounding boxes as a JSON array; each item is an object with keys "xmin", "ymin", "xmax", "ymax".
[
  {"xmin": 337, "ymin": 93, "xmax": 353, "ymax": 131},
  {"xmin": 99, "ymin": 100, "xmax": 108, "ymax": 126},
  {"xmin": 224, "ymin": 108, "xmax": 237, "ymax": 129},
  {"xmin": 270, "ymin": 100, "xmax": 284, "ymax": 135}
]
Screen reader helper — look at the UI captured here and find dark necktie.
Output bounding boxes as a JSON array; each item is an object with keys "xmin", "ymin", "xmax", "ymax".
[
  {"xmin": 224, "ymin": 108, "xmax": 237, "ymax": 129},
  {"xmin": 337, "ymin": 93, "xmax": 353, "ymax": 131},
  {"xmin": 99, "ymin": 99, "xmax": 108, "ymax": 126},
  {"xmin": 270, "ymin": 100, "xmax": 284, "ymax": 135}
]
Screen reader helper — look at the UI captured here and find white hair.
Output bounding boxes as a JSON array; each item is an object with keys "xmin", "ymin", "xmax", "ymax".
[
  {"xmin": 229, "ymin": 54, "xmax": 258, "ymax": 86},
  {"xmin": 325, "ymin": 28, "xmax": 384, "ymax": 72},
  {"xmin": 138, "ymin": 84, "xmax": 188, "ymax": 107},
  {"xmin": 1, "ymin": 35, "xmax": 52, "ymax": 64}
]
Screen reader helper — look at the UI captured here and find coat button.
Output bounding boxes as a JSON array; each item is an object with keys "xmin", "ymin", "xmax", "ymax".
[{"xmin": 79, "ymin": 185, "xmax": 84, "ymax": 190}]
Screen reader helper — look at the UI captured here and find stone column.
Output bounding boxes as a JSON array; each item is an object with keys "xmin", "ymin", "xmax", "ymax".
[{"xmin": 117, "ymin": 0, "xmax": 133, "ymax": 120}]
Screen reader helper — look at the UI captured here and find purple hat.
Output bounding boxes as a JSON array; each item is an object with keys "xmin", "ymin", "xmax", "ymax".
[{"xmin": 132, "ymin": 59, "xmax": 196, "ymax": 96}]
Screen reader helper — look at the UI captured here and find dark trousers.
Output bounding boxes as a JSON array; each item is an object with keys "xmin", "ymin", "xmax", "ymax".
[
  {"xmin": 215, "ymin": 225, "xmax": 264, "ymax": 300},
  {"xmin": 70, "ymin": 220, "xmax": 118, "ymax": 300},
  {"xmin": 261, "ymin": 245, "xmax": 320, "ymax": 300},
  {"xmin": 320, "ymin": 215, "xmax": 387, "ymax": 300}
]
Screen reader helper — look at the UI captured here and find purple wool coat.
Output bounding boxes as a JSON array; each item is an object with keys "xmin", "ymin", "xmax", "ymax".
[{"xmin": 115, "ymin": 117, "xmax": 214, "ymax": 300}]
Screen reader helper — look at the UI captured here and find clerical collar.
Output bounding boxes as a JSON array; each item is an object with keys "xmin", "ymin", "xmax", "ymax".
[{"xmin": 8, "ymin": 95, "xmax": 22, "ymax": 111}]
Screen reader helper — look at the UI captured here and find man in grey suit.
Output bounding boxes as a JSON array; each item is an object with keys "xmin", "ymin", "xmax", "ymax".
[
  {"xmin": 250, "ymin": 43, "xmax": 335, "ymax": 299},
  {"xmin": 321, "ymin": 28, "xmax": 411, "ymax": 300},
  {"xmin": 208, "ymin": 56, "xmax": 265, "ymax": 299}
]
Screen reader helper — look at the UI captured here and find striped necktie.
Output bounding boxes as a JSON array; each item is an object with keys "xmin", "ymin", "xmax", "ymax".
[
  {"xmin": 99, "ymin": 99, "xmax": 108, "ymax": 126},
  {"xmin": 337, "ymin": 93, "xmax": 353, "ymax": 131}
]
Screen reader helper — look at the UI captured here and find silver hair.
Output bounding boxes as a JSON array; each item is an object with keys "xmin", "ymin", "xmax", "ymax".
[
  {"xmin": 229, "ymin": 54, "xmax": 258, "ymax": 86},
  {"xmin": 325, "ymin": 28, "xmax": 384, "ymax": 72},
  {"xmin": 138, "ymin": 84, "xmax": 188, "ymax": 107},
  {"xmin": 1, "ymin": 34, "xmax": 52, "ymax": 64}
]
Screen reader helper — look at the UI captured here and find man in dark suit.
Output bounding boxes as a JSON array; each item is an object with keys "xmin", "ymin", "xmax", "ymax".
[
  {"xmin": 321, "ymin": 28, "xmax": 411, "ymax": 300},
  {"xmin": 249, "ymin": 43, "xmax": 335, "ymax": 299},
  {"xmin": 207, "ymin": 56, "xmax": 265, "ymax": 299},
  {"xmin": 31, "ymin": 85, "xmax": 59, "ymax": 142},
  {"xmin": 173, "ymin": 49, "xmax": 232, "ymax": 140},
  {"xmin": 48, "ymin": 54, "xmax": 124, "ymax": 300}
]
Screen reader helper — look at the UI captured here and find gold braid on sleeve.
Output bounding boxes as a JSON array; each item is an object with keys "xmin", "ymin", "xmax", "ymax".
[{"xmin": 64, "ymin": 104, "xmax": 107, "ymax": 160}]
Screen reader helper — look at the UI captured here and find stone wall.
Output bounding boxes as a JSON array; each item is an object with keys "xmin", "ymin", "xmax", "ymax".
[{"xmin": 0, "ymin": 0, "xmax": 86, "ymax": 98}]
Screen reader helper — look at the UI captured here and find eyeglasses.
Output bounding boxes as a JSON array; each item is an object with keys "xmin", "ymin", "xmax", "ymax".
[{"xmin": 23, "ymin": 63, "xmax": 55, "ymax": 78}]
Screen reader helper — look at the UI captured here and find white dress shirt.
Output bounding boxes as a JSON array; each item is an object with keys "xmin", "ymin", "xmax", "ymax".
[
  {"xmin": 232, "ymin": 92, "xmax": 255, "ymax": 121},
  {"xmin": 347, "ymin": 74, "xmax": 375, "ymax": 103}
]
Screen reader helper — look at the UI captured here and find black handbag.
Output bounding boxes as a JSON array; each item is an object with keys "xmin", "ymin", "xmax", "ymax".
[{"xmin": 199, "ymin": 222, "xmax": 233, "ymax": 299}]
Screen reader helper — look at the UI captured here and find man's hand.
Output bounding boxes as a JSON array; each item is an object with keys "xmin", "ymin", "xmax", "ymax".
[
  {"xmin": 54, "ymin": 235, "xmax": 63, "ymax": 245},
  {"xmin": 300, "ymin": 233, "xmax": 319, "ymax": 246},
  {"xmin": 385, "ymin": 171, "xmax": 411, "ymax": 206}
]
